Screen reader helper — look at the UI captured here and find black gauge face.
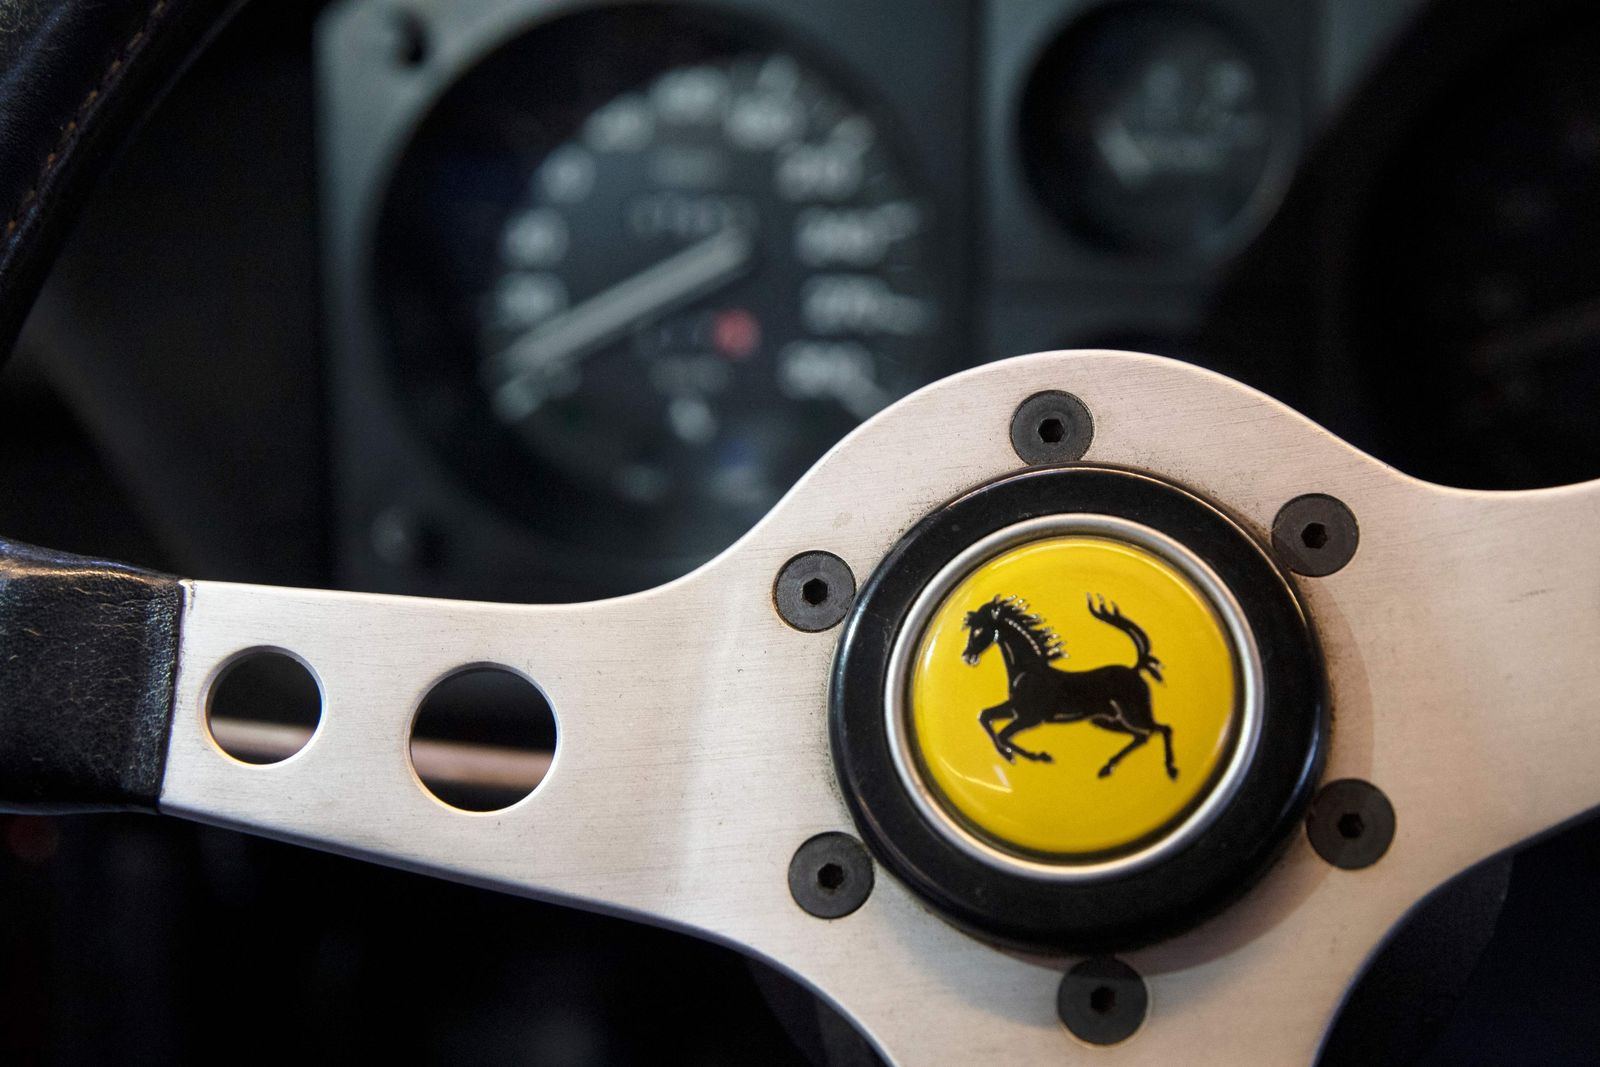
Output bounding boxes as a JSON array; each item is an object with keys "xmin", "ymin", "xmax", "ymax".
[
  {"xmin": 374, "ymin": 6, "xmax": 945, "ymax": 577},
  {"xmin": 1355, "ymin": 14, "xmax": 1600, "ymax": 489},
  {"xmin": 1021, "ymin": 3, "xmax": 1283, "ymax": 256}
]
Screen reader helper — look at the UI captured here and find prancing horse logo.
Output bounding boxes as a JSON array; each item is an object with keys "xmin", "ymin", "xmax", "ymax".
[{"xmin": 960, "ymin": 594, "xmax": 1178, "ymax": 780}]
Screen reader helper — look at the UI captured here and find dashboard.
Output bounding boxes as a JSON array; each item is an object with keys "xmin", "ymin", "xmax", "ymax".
[
  {"xmin": 342, "ymin": 1, "xmax": 966, "ymax": 593},
  {"xmin": 322, "ymin": 0, "xmax": 1326, "ymax": 601},
  {"xmin": 4, "ymin": 0, "xmax": 1600, "ymax": 1062}
]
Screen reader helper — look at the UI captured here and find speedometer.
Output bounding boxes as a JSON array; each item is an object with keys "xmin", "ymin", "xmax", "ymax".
[{"xmin": 374, "ymin": 6, "xmax": 946, "ymax": 574}]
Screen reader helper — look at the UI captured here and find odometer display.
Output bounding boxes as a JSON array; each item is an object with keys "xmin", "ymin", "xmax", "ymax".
[{"xmin": 375, "ymin": 6, "xmax": 945, "ymax": 578}]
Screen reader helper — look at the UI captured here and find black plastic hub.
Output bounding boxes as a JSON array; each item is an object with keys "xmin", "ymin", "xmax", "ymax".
[{"xmin": 829, "ymin": 466, "xmax": 1327, "ymax": 952}]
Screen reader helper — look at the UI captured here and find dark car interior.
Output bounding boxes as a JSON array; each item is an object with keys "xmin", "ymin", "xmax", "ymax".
[{"xmin": 3, "ymin": 0, "xmax": 1599, "ymax": 1061}]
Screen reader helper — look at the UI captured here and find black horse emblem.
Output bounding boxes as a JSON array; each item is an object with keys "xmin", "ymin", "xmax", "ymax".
[{"xmin": 961, "ymin": 594, "xmax": 1178, "ymax": 780}]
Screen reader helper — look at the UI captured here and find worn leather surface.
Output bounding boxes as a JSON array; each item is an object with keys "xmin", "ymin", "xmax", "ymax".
[
  {"xmin": 0, "ymin": 0, "xmax": 241, "ymax": 809},
  {"xmin": 0, "ymin": 537, "xmax": 181, "ymax": 811},
  {"xmin": 0, "ymin": 0, "xmax": 236, "ymax": 355}
]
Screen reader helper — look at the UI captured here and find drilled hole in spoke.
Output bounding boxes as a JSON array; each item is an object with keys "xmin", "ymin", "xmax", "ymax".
[
  {"xmin": 207, "ymin": 649, "xmax": 323, "ymax": 765},
  {"xmin": 411, "ymin": 667, "xmax": 556, "ymax": 812}
]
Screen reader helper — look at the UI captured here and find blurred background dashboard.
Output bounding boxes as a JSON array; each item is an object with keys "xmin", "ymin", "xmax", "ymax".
[{"xmin": 4, "ymin": 0, "xmax": 1600, "ymax": 1062}]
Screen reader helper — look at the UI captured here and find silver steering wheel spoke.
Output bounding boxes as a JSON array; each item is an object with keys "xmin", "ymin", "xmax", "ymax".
[{"xmin": 144, "ymin": 351, "xmax": 1600, "ymax": 1063}]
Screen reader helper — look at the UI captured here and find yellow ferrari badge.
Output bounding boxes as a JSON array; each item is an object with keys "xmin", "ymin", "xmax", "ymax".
[{"xmin": 905, "ymin": 534, "xmax": 1243, "ymax": 860}]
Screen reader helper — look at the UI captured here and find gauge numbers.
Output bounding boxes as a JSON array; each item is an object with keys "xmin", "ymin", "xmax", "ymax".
[
  {"xmin": 481, "ymin": 51, "xmax": 934, "ymax": 520},
  {"xmin": 376, "ymin": 7, "xmax": 943, "ymax": 573}
]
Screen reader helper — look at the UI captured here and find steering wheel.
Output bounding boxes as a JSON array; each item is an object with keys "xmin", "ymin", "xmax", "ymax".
[{"xmin": 4, "ymin": 3, "xmax": 1599, "ymax": 1063}]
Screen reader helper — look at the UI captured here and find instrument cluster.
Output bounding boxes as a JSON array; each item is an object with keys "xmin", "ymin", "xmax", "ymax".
[
  {"xmin": 371, "ymin": 5, "xmax": 947, "ymax": 568},
  {"xmin": 320, "ymin": 0, "xmax": 1328, "ymax": 600}
]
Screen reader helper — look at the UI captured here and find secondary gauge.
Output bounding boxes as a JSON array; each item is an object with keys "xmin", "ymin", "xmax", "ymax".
[
  {"xmin": 1353, "ymin": 11, "xmax": 1600, "ymax": 489},
  {"xmin": 373, "ymin": 5, "xmax": 947, "ymax": 574},
  {"xmin": 1020, "ymin": 2, "xmax": 1288, "ymax": 257}
]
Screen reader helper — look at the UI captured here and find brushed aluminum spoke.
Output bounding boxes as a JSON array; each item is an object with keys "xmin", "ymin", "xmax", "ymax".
[{"xmin": 160, "ymin": 351, "xmax": 1600, "ymax": 1064}]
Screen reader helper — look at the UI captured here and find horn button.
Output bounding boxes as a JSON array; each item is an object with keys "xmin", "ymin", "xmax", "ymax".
[
  {"xmin": 830, "ymin": 467, "xmax": 1325, "ymax": 951},
  {"xmin": 899, "ymin": 523, "xmax": 1257, "ymax": 868}
]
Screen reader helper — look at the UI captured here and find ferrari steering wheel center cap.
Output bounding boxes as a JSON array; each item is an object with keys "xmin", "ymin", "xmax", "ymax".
[
  {"xmin": 887, "ymin": 516, "xmax": 1263, "ymax": 880},
  {"xmin": 831, "ymin": 466, "xmax": 1325, "ymax": 950}
]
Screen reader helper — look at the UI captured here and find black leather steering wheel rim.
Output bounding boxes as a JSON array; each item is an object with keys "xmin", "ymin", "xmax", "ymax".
[{"xmin": 0, "ymin": 0, "xmax": 239, "ymax": 358}]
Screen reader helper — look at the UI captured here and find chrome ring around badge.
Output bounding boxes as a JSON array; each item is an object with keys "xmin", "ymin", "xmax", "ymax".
[{"xmin": 883, "ymin": 513, "xmax": 1265, "ymax": 884}]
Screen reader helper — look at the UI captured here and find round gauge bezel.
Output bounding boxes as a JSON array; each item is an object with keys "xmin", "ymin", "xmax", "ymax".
[
  {"xmin": 1016, "ymin": 0, "xmax": 1300, "ymax": 264},
  {"xmin": 367, "ymin": 1, "xmax": 955, "ymax": 581}
]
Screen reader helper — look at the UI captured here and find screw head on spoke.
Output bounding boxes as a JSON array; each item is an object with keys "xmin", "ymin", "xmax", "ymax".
[
  {"xmin": 1010, "ymin": 390, "xmax": 1094, "ymax": 465},
  {"xmin": 1272, "ymin": 494, "xmax": 1359, "ymax": 577},
  {"xmin": 1306, "ymin": 778, "xmax": 1395, "ymax": 869},
  {"xmin": 1058, "ymin": 957, "xmax": 1148, "ymax": 1046},
  {"xmin": 789, "ymin": 832, "xmax": 874, "ymax": 919},
  {"xmin": 774, "ymin": 551, "xmax": 856, "ymax": 632}
]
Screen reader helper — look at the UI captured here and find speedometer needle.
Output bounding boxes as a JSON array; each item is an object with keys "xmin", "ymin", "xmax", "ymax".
[{"xmin": 485, "ymin": 226, "xmax": 756, "ymax": 393}]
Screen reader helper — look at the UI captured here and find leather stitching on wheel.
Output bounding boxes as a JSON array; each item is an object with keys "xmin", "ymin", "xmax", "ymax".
[{"xmin": 1, "ymin": 0, "xmax": 170, "ymax": 245}]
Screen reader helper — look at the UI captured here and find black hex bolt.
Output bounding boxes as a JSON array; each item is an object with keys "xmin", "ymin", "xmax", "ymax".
[
  {"xmin": 1011, "ymin": 391, "xmax": 1094, "ymax": 465},
  {"xmin": 1307, "ymin": 778, "xmax": 1395, "ymax": 869},
  {"xmin": 1272, "ymin": 494, "xmax": 1359, "ymax": 577},
  {"xmin": 1058, "ymin": 957, "xmax": 1148, "ymax": 1046},
  {"xmin": 774, "ymin": 552, "xmax": 855, "ymax": 632},
  {"xmin": 789, "ymin": 833, "xmax": 874, "ymax": 919}
]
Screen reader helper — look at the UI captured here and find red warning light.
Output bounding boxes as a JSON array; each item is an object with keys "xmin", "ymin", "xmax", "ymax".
[{"xmin": 713, "ymin": 308, "xmax": 761, "ymax": 361}]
